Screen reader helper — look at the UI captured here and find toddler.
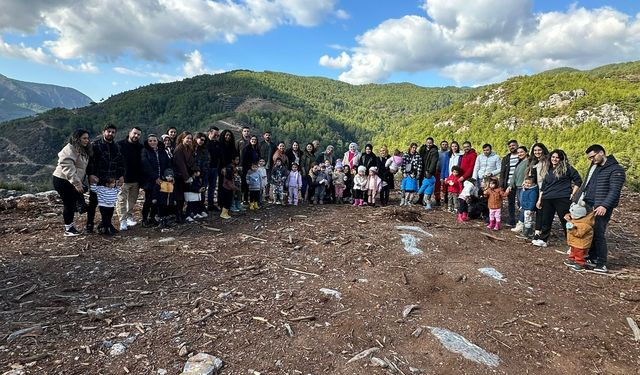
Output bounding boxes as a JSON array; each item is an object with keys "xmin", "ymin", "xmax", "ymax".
[
  {"xmin": 90, "ymin": 177, "xmax": 121, "ymax": 235},
  {"xmin": 332, "ymin": 161, "xmax": 346, "ymax": 204},
  {"xmin": 246, "ymin": 163, "xmax": 262, "ymax": 210},
  {"xmin": 366, "ymin": 166, "xmax": 383, "ymax": 207},
  {"xmin": 271, "ymin": 158, "xmax": 288, "ymax": 204},
  {"xmin": 352, "ymin": 166, "xmax": 367, "ymax": 206},
  {"xmin": 156, "ymin": 168, "xmax": 176, "ymax": 228},
  {"xmin": 458, "ymin": 178, "xmax": 477, "ymax": 222},
  {"xmin": 483, "ymin": 178, "xmax": 506, "ymax": 230},
  {"xmin": 231, "ymin": 158, "xmax": 245, "ymax": 212},
  {"xmin": 519, "ymin": 177, "xmax": 539, "ymax": 238},
  {"xmin": 417, "ymin": 175, "xmax": 436, "ymax": 209},
  {"xmin": 385, "ymin": 149, "xmax": 404, "ymax": 174},
  {"xmin": 287, "ymin": 163, "xmax": 303, "ymax": 205},
  {"xmin": 257, "ymin": 159, "xmax": 268, "ymax": 206},
  {"xmin": 444, "ymin": 166, "xmax": 463, "ymax": 213},
  {"xmin": 312, "ymin": 164, "xmax": 329, "ymax": 204},
  {"xmin": 342, "ymin": 165, "xmax": 353, "ymax": 204},
  {"xmin": 400, "ymin": 171, "xmax": 418, "ymax": 206},
  {"xmin": 563, "ymin": 202, "xmax": 595, "ymax": 272},
  {"xmin": 184, "ymin": 166, "xmax": 206, "ymax": 222}
]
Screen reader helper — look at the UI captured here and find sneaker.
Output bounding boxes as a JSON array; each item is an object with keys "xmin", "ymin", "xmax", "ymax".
[
  {"xmin": 126, "ymin": 218, "xmax": 137, "ymax": 227},
  {"xmin": 569, "ymin": 263, "xmax": 585, "ymax": 272},
  {"xmin": 108, "ymin": 224, "xmax": 119, "ymax": 235},
  {"xmin": 119, "ymin": 221, "xmax": 128, "ymax": 231},
  {"xmin": 85, "ymin": 223, "xmax": 94, "ymax": 234},
  {"xmin": 563, "ymin": 259, "xmax": 576, "ymax": 267},
  {"xmin": 531, "ymin": 239, "xmax": 547, "ymax": 247},
  {"xmin": 584, "ymin": 259, "xmax": 597, "ymax": 269},
  {"xmin": 511, "ymin": 222, "xmax": 524, "ymax": 232},
  {"xmin": 593, "ymin": 264, "xmax": 608, "ymax": 273},
  {"xmin": 199, "ymin": 212, "xmax": 208, "ymax": 218},
  {"xmin": 64, "ymin": 226, "xmax": 82, "ymax": 237},
  {"xmin": 185, "ymin": 216, "xmax": 195, "ymax": 223}
]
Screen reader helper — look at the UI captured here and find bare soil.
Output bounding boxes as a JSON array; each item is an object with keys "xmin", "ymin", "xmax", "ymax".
[{"xmin": 1, "ymin": 192, "xmax": 640, "ymax": 374}]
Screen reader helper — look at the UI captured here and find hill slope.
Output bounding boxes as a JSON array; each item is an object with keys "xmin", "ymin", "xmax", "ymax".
[{"xmin": 0, "ymin": 74, "xmax": 92, "ymax": 122}]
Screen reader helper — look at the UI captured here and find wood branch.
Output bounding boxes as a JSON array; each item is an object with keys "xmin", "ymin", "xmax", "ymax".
[
  {"xmin": 195, "ymin": 310, "xmax": 215, "ymax": 324},
  {"xmin": 283, "ymin": 267, "xmax": 320, "ymax": 277},
  {"xmin": 346, "ymin": 347, "xmax": 380, "ymax": 364},
  {"xmin": 289, "ymin": 315, "xmax": 316, "ymax": 322},
  {"xmin": 219, "ymin": 306, "xmax": 245, "ymax": 318},
  {"xmin": 241, "ymin": 234, "xmax": 267, "ymax": 242},
  {"xmin": 480, "ymin": 232, "xmax": 506, "ymax": 242},
  {"xmin": 15, "ymin": 284, "xmax": 37, "ymax": 301},
  {"xmin": 48, "ymin": 254, "xmax": 80, "ymax": 258},
  {"xmin": 330, "ymin": 308, "xmax": 351, "ymax": 317},
  {"xmin": 522, "ymin": 319, "xmax": 544, "ymax": 328}
]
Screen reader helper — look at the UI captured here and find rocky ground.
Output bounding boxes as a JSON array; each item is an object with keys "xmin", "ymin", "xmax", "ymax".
[{"xmin": 1, "ymin": 192, "xmax": 640, "ymax": 374}]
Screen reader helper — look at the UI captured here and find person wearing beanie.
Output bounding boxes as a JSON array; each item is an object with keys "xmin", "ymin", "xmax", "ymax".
[
  {"xmin": 156, "ymin": 168, "xmax": 176, "ymax": 228},
  {"xmin": 366, "ymin": 166, "xmax": 382, "ymax": 207},
  {"xmin": 563, "ymin": 202, "xmax": 595, "ymax": 272},
  {"xmin": 352, "ymin": 166, "xmax": 367, "ymax": 206}
]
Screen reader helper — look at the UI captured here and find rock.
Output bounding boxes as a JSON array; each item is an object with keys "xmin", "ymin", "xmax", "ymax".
[
  {"xmin": 159, "ymin": 311, "xmax": 176, "ymax": 320},
  {"xmin": 403, "ymin": 305, "xmax": 419, "ymax": 318},
  {"xmin": 102, "ymin": 340, "xmax": 113, "ymax": 349},
  {"xmin": 181, "ymin": 353, "xmax": 224, "ymax": 375},
  {"xmin": 319, "ymin": 288, "xmax": 342, "ymax": 300},
  {"xmin": 370, "ymin": 357, "xmax": 388, "ymax": 367},
  {"xmin": 43, "ymin": 212, "xmax": 59, "ymax": 218},
  {"xmin": 7, "ymin": 325, "xmax": 43, "ymax": 342},
  {"xmin": 157, "ymin": 370, "xmax": 168, "ymax": 375},
  {"xmin": 179, "ymin": 345, "xmax": 188, "ymax": 357},
  {"xmin": 158, "ymin": 237, "xmax": 176, "ymax": 244},
  {"xmin": 2, "ymin": 369, "xmax": 26, "ymax": 375},
  {"xmin": 109, "ymin": 343, "xmax": 127, "ymax": 356}
]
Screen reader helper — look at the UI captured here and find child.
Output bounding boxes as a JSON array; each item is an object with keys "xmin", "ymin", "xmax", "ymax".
[
  {"xmin": 324, "ymin": 159, "xmax": 335, "ymax": 203},
  {"xmin": 444, "ymin": 166, "xmax": 463, "ymax": 213},
  {"xmin": 518, "ymin": 177, "xmax": 539, "ymax": 238},
  {"xmin": 385, "ymin": 149, "xmax": 403, "ymax": 174},
  {"xmin": 366, "ymin": 166, "xmax": 383, "ymax": 207},
  {"xmin": 343, "ymin": 165, "xmax": 353, "ymax": 204},
  {"xmin": 271, "ymin": 158, "xmax": 288, "ymax": 204},
  {"xmin": 483, "ymin": 178, "xmax": 506, "ymax": 230},
  {"xmin": 219, "ymin": 159, "xmax": 239, "ymax": 220},
  {"xmin": 157, "ymin": 168, "xmax": 176, "ymax": 228},
  {"xmin": 287, "ymin": 163, "xmax": 303, "ymax": 205},
  {"xmin": 184, "ymin": 166, "xmax": 207, "ymax": 222},
  {"xmin": 90, "ymin": 177, "xmax": 121, "ymax": 235},
  {"xmin": 246, "ymin": 163, "xmax": 262, "ymax": 210},
  {"xmin": 458, "ymin": 178, "xmax": 477, "ymax": 222},
  {"xmin": 257, "ymin": 159, "xmax": 268, "ymax": 206},
  {"xmin": 231, "ymin": 163, "xmax": 245, "ymax": 212},
  {"xmin": 400, "ymin": 171, "xmax": 418, "ymax": 206},
  {"xmin": 563, "ymin": 202, "xmax": 595, "ymax": 271},
  {"xmin": 332, "ymin": 161, "xmax": 346, "ymax": 204},
  {"xmin": 313, "ymin": 164, "xmax": 329, "ymax": 204},
  {"xmin": 352, "ymin": 166, "xmax": 367, "ymax": 206},
  {"xmin": 417, "ymin": 174, "xmax": 436, "ymax": 209}
]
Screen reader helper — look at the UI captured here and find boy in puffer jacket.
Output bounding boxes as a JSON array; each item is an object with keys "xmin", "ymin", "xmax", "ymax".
[
  {"xmin": 400, "ymin": 171, "xmax": 418, "ymax": 206},
  {"xmin": 563, "ymin": 202, "xmax": 595, "ymax": 272},
  {"xmin": 519, "ymin": 177, "xmax": 539, "ymax": 238}
]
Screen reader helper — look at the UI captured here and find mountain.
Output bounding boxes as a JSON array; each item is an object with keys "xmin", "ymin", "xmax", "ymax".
[
  {"xmin": 0, "ymin": 63, "xmax": 638, "ymax": 191},
  {"xmin": 0, "ymin": 74, "xmax": 93, "ymax": 122}
]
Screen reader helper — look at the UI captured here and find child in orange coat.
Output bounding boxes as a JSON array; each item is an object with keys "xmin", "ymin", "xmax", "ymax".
[
  {"xmin": 483, "ymin": 178, "xmax": 507, "ymax": 230},
  {"xmin": 563, "ymin": 202, "xmax": 595, "ymax": 272}
]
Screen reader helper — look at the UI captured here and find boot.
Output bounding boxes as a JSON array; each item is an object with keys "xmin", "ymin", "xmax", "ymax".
[
  {"xmin": 461, "ymin": 212, "xmax": 469, "ymax": 221},
  {"xmin": 493, "ymin": 221, "xmax": 501, "ymax": 231},
  {"xmin": 457, "ymin": 213, "xmax": 464, "ymax": 223},
  {"xmin": 353, "ymin": 199, "xmax": 358, "ymax": 206},
  {"xmin": 85, "ymin": 222, "xmax": 94, "ymax": 234},
  {"xmin": 425, "ymin": 202, "xmax": 432, "ymax": 210},
  {"xmin": 220, "ymin": 208, "xmax": 231, "ymax": 219},
  {"xmin": 358, "ymin": 199, "xmax": 364, "ymax": 207},
  {"xmin": 511, "ymin": 221, "xmax": 524, "ymax": 232},
  {"xmin": 523, "ymin": 226, "xmax": 533, "ymax": 238},
  {"xmin": 487, "ymin": 219, "xmax": 495, "ymax": 229}
]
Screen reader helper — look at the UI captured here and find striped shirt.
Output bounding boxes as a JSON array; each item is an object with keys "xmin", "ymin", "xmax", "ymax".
[{"xmin": 90, "ymin": 184, "xmax": 121, "ymax": 207}]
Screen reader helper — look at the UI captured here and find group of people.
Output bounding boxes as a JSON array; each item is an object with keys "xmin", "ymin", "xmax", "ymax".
[{"xmin": 52, "ymin": 125, "xmax": 625, "ymax": 273}]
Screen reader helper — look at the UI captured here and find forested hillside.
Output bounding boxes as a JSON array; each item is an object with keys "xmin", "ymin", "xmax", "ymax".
[{"xmin": 375, "ymin": 62, "xmax": 640, "ymax": 189}]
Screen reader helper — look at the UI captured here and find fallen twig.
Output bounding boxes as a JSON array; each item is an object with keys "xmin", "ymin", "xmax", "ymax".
[
  {"xmin": 15, "ymin": 284, "xmax": 37, "ymax": 301},
  {"xmin": 480, "ymin": 232, "xmax": 506, "ymax": 242},
  {"xmin": 346, "ymin": 347, "xmax": 379, "ymax": 364},
  {"xmin": 48, "ymin": 254, "xmax": 80, "ymax": 258},
  {"xmin": 289, "ymin": 315, "xmax": 316, "ymax": 322},
  {"xmin": 522, "ymin": 319, "xmax": 544, "ymax": 328},
  {"xmin": 283, "ymin": 267, "xmax": 320, "ymax": 277}
]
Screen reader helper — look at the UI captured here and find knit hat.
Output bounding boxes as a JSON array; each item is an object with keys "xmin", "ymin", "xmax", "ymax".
[
  {"xmin": 357, "ymin": 166, "xmax": 366, "ymax": 174},
  {"xmin": 335, "ymin": 159, "xmax": 344, "ymax": 169},
  {"xmin": 369, "ymin": 166, "xmax": 378, "ymax": 174},
  {"xmin": 164, "ymin": 168, "xmax": 174, "ymax": 178},
  {"xmin": 569, "ymin": 202, "xmax": 587, "ymax": 219}
]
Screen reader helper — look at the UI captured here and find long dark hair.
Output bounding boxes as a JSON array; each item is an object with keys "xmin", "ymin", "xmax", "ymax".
[
  {"xmin": 448, "ymin": 141, "xmax": 460, "ymax": 157},
  {"xmin": 220, "ymin": 129, "xmax": 235, "ymax": 146},
  {"xmin": 69, "ymin": 129, "xmax": 92, "ymax": 157}
]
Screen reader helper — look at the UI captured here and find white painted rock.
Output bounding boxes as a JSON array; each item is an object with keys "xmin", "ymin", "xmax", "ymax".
[{"xmin": 181, "ymin": 353, "xmax": 224, "ymax": 375}]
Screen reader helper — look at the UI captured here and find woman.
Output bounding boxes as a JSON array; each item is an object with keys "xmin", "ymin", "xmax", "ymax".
[
  {"xmin": 401, "ymin": 143, "xmax": 423, "ymax": 178},
  {"xmin": 342, "ymin": 142, "xmax": 361, "ymax": 172},
  {"xmin": 378, "ymin": 146, "xmax": 392, "ymax": 206},
  {"xmin": 242, "ymin": 135, "xmax": 261, "ymax": 202},
  {"xmin": 193, "ymin": 132, "xmax": 209, "ymax": 209},
  {"xmin": 505, "ymin": 146, "xmax": 530, "ymax": 233},
  {"xmin": 141, "ymin": 134, "xmax": 171, "ymax": 226},
  {"xmin": 173, "ymin": 132, "xmax": 194, "ymax": 223},
  {"xmin": 316, "ymin": 145, "xmax": 335, "ymax": 165},
  {"xmin": 285, "ymin": 141, "xmax": 302, "ymax": 169},
  {"xmin": 52, "ymin": 129, "xmax": 92, "ymax": 236},
  {"xmin": 272, "ymin": 142, "xmax": 289, "ymax": 169},
  {"xmin": 532, "ymin": 149, "xmax": 582, "ymax": 247},
  {"xmin": 300, "ymin": 143, "xmax": 316, "ymax": 203},
  {"xmin": 526, "ymin": 143, "xmax": 550, "ymax": 237},
  {"xmin": 219, "ymin": 129, "xmax": 238, "ymax": 168},
  {"xmin": 162, "ymin": 135, "xmax": 174, "ymax": 160}
]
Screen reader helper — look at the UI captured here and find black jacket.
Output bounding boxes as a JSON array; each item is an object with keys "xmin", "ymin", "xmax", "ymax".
[
  {"xmin": 87, "ymin": 138, "xmax": 124, "ymax": 182},
  {"xmin": 581, "ymin": 155, "xmax": 625, "ymax": 209},
  {"xmin": 141, "ymin": 141, "xmax": 171, "ymax": 190},
  {"xmin": 207, "ymin": 140, "xmax": 223, "ymax": 170},
  {"xmin": 117, "ymin": 139, "xmax": 143, "ymax": 183},
  {"xmin": 500, "ymin": 152, "xmax": 519, "ymax": 189},
  {"xmin": 419, "ymin": 145, "xmax": 439, "ymax": 179}
]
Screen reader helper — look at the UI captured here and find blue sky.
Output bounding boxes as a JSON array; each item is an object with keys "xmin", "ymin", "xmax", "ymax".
[{"xmin": 1, "ymin": 0, "xmax": 639, "ymax": 101}]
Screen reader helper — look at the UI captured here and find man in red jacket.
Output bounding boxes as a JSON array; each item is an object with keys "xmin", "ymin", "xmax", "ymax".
[{"xmin": 458, "ymin": 141, "xmax": 477, "ymax": 183}]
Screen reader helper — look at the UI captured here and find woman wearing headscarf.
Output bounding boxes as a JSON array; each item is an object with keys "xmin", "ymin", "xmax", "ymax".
[
  {"xmin": 342, "ymin": 142, "xmax": 361, "ymax": 173},
  {"xmin": 52, "ymin": 129, "xmax": 92, "ymax": 236}
]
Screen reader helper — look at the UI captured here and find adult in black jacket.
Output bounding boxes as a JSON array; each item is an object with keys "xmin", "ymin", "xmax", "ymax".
[
  {"xmin": 360, "ymin": 144, "xmax": 378, "ymax": 203},
  {"xmin": 378, "ymin": 146, "xmax": 392, "ymax": 206},
  {"xmin": 116, "ymin": 127, "xmax": 143, "ymax": 230},
  {"xmin": 499, "ymin": 140, "xmax": 519, "ymax": 226},
  {"xmin": 581, "ymin": 145, "xmax": 626, "ymax": 273},
  {"xmin": 285, "ymin": 141, "xmax": 302, "ymax": 169},
  {"xmin": 86, "ymin": 123, "xmax": 125, "ymax": 233},
  {"xmin": 418, "ymin": 137, "xmax": 439, "ymax": 204},
  {"xmin": 206, "ymin": 127, "xmax": 223, "ymax": 210},
  {"xmin": 141, "ymin": 134, "xmax": 171, "ymax": 226}
]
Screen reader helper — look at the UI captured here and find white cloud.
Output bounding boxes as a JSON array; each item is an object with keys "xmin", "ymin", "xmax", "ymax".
[
  {"xmin": 319, "ymin": 51, "xmax": 352, "ymax": 69},
  {"xmin": 0, "ymin": 0, "xmax": 340, "ymax": 64},
  {"xmin": 335, "ymin": 9, "xmax": 350, "ymax": 20},
  {"xmin": 0, "ymin": 36, "xmax": 98, "ymax": 73},
  {"xmin": 323, "ymin": 1, "xmax": 640, "ymax": 85},
  {"xmin": 183, "ymin": 50, "xmax": 207, "ymax": 76},
  {"xmin": 113, "ymin": 49, "xmax": 223, "ymax": 83}
]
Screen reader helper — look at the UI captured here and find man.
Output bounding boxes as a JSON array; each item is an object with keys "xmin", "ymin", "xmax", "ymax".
[
  {"xmin": 472, "ymin": 143, "xmax": 501, "ymax": 189},
  {"xmin": 207, "ymin": 126, "xmax": 222, "ymax": 211},
  {"xmin": 236, "ymin": 126, "xmax": 250, "ymax": 165},
  {"xmin": 418, "ymin": 137, "xmax": 439, "ymax": 205},
  {"xmin": 116, "ymin": 127, "xmax": 143, "ymax": 231},
  {"xmin": 458, "ymin": 141, "xmax": 477, "ymax": 183},
  {"xmin": 259, "ymin": 131, "xmax": 277, "ymax": 200},
  {"xmin": 581, "ymin": 145, "xmax": 625, "ymax": 273},
  {"xmin": 86, "ymin": 124, "xmax": 125, "ymax": 234},
  {"xmin": 436, "ymin": 140, "xmax": 449, "ymax": 206},
  {"xmin": 499, "ymin": 140, "xmax": 519, "ymax": 227}
]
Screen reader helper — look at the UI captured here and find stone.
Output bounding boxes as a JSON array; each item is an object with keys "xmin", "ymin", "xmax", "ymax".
[
  {"xmin": 158, "ymin": 237, "xmax": 176, "ymax": 244},
  {"xmin": 109, "ymin": 343, "xmax": 127, "ymax": 356},
  {"xmin": 319, "ymin": 288, "xmax": 342, "ymax": 300},
  {"xmin": 181, "ymin": 353, "xmax": 224, "ymax": 375}
]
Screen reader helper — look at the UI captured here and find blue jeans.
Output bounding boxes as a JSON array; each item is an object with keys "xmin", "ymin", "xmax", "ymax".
[{"xmin": 207, "ymin": 167, "xmax": 219, "ymax": 208}]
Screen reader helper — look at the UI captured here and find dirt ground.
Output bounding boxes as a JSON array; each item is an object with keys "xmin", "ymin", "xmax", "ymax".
[{"xmin": 1, "ymin": 192, "xmax": 639, "ymax": 375}]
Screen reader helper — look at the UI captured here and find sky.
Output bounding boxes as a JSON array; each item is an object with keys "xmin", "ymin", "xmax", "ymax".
[{"xmin": 1, "ymin": 0, "xmax": 639, "ymax": 102}]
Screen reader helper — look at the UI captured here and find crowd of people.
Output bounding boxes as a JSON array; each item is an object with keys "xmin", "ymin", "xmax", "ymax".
[{"xmin": 52, "ymin": 124, "xmax": 625, "ymax": 273}]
